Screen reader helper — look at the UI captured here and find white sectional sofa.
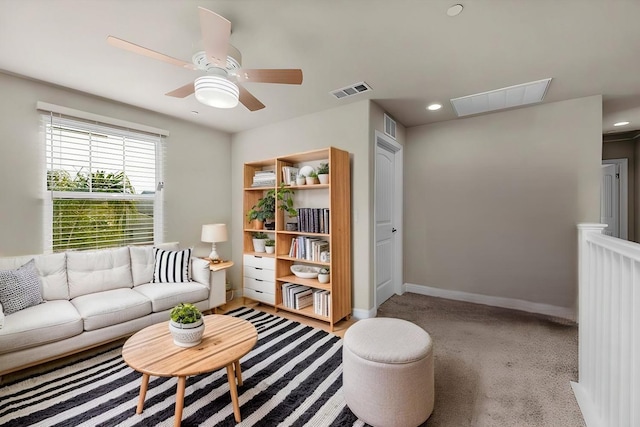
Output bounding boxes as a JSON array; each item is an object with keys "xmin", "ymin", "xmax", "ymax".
[{"xmin": 0, "ymin": 244, "xmax": 218, "ymax": 376}]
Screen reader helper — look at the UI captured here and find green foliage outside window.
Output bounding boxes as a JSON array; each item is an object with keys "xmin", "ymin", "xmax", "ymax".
[{"xmin": 48, "ymin": 170, "xmax": 153, "ymax": 252}]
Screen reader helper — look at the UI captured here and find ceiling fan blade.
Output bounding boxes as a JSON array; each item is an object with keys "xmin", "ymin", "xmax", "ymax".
[
  {"xmin": 165, "ymin": 82, "xmax": 195, "ymax": 98},
  {"xmin": 236, "ymin": 69, "xmax": 303, "ymax": 85},
  {"xmin": 107, "ymin": 36, "xmax": 196, "ymax": 70},
  {"xmin": 198, "ymin": 7, "xmax": 231, "ymax": 68},
  {"xmin": 238, "ymin": 85, "xmax": 266, "ymax": 111}
]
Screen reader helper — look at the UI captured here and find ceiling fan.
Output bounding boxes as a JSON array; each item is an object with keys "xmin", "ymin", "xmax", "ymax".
[{"xmin": 107, "ymin": 6, "xmax": 303, "ymax": 111}]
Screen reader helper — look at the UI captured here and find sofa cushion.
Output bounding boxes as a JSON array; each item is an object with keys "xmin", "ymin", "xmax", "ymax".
[
  {"xmin": 153, "ymin": 248, "xmax": 192, "ymax": 283},
  {"xmin": 134, "ymin": 282, "xmax": 210, "ymax": 312},
  {"xmin": 130, "ymin": 242, "xmax": 180, "ymax": 286},
  {"xmin": 67, "ymin": 247, "xmax": 133, "ymax": 298},
  {"xmin": 0, "ymin": 259, "xmax": 44, "ymax": 315},
  {"xmin": 0, "ymin": 300, "xmax": 83, "ymax": 354},
  {"xmin": 71, "ymin": 288, "xmax": 152, "ymax": 331},
  {"xmin": 0, "ymin": 253, "xmax": 68, "ymax": 300}
]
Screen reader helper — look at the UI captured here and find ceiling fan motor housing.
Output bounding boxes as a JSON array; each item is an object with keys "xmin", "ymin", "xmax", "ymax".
[{"xmin": 192, "ymin": 44, "xmax": 242, "ymax": 72}]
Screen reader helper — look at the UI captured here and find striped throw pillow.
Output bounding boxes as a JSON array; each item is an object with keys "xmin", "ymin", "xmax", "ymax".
[{"xmin": 152, "ymin": 248, "xmax": 192, "ymax": 283}]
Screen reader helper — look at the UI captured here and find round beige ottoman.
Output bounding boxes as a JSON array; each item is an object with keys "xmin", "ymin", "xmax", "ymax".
[{"xmin": 343, "ymin": 318, "xmax": 434, "ymax": 427}]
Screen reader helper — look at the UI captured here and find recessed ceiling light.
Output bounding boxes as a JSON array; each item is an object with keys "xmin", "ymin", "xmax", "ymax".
[
  {"xmin": 614, "ymin": 121, "xmax": 630, "ymax": 127},
  {"xmin": 447, "ymin": 4, "xmax": 463, "ymax": 17},
  {"xmin": 427, "ymin": 103, "xmax": 442, "ymax": 111}
]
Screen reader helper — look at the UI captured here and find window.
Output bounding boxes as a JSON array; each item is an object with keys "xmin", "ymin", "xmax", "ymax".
[{"xmin": 42, "ymin": 111, "xmax": 164, "ymax": 252}]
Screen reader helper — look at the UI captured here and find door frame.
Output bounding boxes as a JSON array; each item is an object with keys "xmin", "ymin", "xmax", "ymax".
[
  {"xmin": 602, "ymin": 158, "xmax": 628, "ymax": 240},
  {"xmin": 374, "ymin": 130, "xmax": 403, "ymax": 308}
]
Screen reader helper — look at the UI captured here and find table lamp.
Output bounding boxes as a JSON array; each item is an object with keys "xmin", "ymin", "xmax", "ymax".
[{"xmin": 201, "ymin": 223, "xmax": 228, "ymax": 261}]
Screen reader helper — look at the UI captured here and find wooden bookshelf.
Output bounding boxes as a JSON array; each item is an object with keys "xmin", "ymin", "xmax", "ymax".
[{"xmin": 242, "ymin": 147, "xmax": 351, "ymax": 330}]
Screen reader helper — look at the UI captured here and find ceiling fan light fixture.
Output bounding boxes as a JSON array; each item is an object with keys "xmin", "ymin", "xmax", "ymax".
[{"xmin": 194, "ymin": 75, "xmax": 239, "ymax": 108}]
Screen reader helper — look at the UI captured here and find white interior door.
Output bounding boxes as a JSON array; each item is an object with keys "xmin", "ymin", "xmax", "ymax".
[
  {"xmin": 375, "ymin": 133, "xmax": 402, "ymax": 308},
  {"xmin": 601, "ymin": 163, "xmax": 619, "ymax": 237}
]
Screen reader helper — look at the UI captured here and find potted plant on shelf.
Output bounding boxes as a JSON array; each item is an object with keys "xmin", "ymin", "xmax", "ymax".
[
  {"xmin": 169, "ymin": 303, "xmax": 204, "ymax": 347},
  {"xmin": 247, "ymin": 192, "xmax": 276, "ymax": 230},
  {"xmin": 317, "ymin": 163, "xmax": 329, "ymax": 184},
  {"xmin": 318, "ymin": 267, "xmax": 330, "ymax": 284},
  {"xmin": 296, "ymin": 172, "xmax": 306, "ymax": 186},
  {"xmin": 264, "ymin": 239, "xmax": 275, "ymax": 254},
  {"xmin": 252, "ymin": 231, "xmax": 269, "ymax": 252},
  {"xmin": 306, "ymin": 170, "xmax": 318, "ymax": 185}
]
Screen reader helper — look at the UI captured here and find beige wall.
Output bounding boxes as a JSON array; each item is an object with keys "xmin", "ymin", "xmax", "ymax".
[
  {"xmin": 0, "ymin": 72, "xmax": 231, "ymax": 257},
  {"xmin": 602, "ymin": 139, "xmax": 636, "ymax": 241},
  {"xmin": 231, "ymin": 100, "xmax": 375, "ymax": 311},
  {"xmin": 405, "ymin": 96, "xmax": 602, "ymax": 310}
]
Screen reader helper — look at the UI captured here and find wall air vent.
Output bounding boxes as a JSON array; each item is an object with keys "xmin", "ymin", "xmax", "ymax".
[
  {"xmin": 450, "ymin": 78, "xmax": 552, "ymax": 117},
  {"xmin": 330, "ymin": 81, "xmax": 372, "ymax": 99},
  {"xmin": 384, "ymin": 113, "xmax": 397, "ymax": 139}
]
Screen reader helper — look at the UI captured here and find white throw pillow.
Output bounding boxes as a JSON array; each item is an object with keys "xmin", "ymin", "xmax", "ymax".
[{"xmin": 152, "ymin": 248, "xmax": 192, "ymax": 283}]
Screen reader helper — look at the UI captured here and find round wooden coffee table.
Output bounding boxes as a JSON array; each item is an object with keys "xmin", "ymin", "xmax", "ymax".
[{"xmin": 122, "ymin": 315, "xmax": 258, "ymax": 426}]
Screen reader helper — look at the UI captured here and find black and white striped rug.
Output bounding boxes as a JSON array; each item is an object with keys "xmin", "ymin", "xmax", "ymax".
[{"xmin": 0, "ymin": 307, "xmax": 364, "ymax": 427}]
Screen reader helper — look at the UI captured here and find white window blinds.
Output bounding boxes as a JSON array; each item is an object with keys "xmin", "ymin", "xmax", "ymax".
[{"xmin": 41, "ymin": 111, "xmax": 164, "ymax": 252}]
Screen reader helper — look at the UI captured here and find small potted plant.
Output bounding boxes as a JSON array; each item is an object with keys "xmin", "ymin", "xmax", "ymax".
[
  {"xmin": 169, "ymin": 303, "xmax": 204, "ymax": 347},
  {"xmin": 318, "ymin": 267, "xmax": 330, "ymax": 284},
  {"xmin": 296, "ymin": 172, "xmax": 306, "ymax": 186},
  {"xmin": 252, "ymin": 231, "xmax": 268, "ymax": 252},
  {"xmin": 264, "ymin": 239, "xmax": 275, "ymax": 254},
  {"xmin": 247, "ymin": 192, "xmax": 276, "ymax": 230},
  {"xmin": 317, "ymin": 163, "xmax": 329, "ymax": 184},
  {"xmin": 306, "ymin": 170, "xmax": 318, "ymax": 185}
]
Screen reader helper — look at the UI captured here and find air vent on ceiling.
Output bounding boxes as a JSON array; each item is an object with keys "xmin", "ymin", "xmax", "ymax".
[
  {"xmin": 450, "ymin": 78, "xmax": 552, "ymax": 117},
  {"xmin": 330, "ymin": 81, "xmax": 372, "ymax": 99}
]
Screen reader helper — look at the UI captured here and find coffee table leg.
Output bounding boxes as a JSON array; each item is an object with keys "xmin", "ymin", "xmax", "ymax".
[
  {"xmin": 226, "ymin": 364, "xmax": 241, "ymax": 422},
  {"xmin": 136, "ymin": 373, "xmax": 150, "ymax": 414},
  {"xmin": 174, "ymin": 376, "xmax": 187, "ymax": 427},
  {"xmin": 233, "ymin": 360, "xmax": 243, "ymax": 386}
]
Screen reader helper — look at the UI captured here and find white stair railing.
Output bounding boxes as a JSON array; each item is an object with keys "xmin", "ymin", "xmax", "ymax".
[{"xmin": 573, "ymin": 223, "xmax": 640, "ymax": 427}]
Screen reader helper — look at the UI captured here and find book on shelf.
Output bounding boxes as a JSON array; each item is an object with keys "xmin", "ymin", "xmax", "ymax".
[
  {"xmin": 281, "ymin": 166, "xmax": 299, "ymax": 185},
  {"xmin": 287, "ymin": 236, "xmax": 329, "ymax": 261},
  {"xmin": 313, "ymin": 289, "xmax": 331, "ymax": 317},
  {"xmin": 282, "ymin": 283, "xmax": 313, "ymax": 310},
  {"xmin": 252, "ymin": 170, "xmax": 276, "ymax": 187},
  {"xmin": 296, "ymin": 208, "xmax": 330, "ymax": 233}
]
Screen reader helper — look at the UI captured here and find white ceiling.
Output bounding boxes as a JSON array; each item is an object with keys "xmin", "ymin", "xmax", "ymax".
[{"xmin": 1, "ymin": 0, "xmax": 640, "ymax": 135}]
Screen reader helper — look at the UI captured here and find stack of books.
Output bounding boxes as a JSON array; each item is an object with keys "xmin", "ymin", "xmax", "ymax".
[
  {"xmin": 281, "ymin": 283, "xmax": 313, "ymax": 310},
  {"xmin": 251, "ymin": 170, "xmax": 276, "ymax": 187},
  {"xmin": 313, "ymin": 289, "xmax": 331, "ymax": 316}
]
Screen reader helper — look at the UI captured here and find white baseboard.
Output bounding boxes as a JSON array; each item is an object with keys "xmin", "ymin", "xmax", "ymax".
[
  {"xmin": 571, "ymin": 382, "xmax": 601, "ymax": 427},
  {"xmin": 352, "ymin": 306, "xmax": 376, "ymax": 320},
  {"xmin": 403, "ymin": 283, "xmax": 575, "ymax": 321}
]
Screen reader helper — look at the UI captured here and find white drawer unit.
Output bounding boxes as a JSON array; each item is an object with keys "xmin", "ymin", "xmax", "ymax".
[{"xmin": 243, "ymin": 254, "xmax": 275, "ymax": 305}]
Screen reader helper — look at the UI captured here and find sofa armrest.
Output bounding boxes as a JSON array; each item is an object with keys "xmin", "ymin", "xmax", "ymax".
[{"xmin": 191, "ymin": 257, "xmax": 211, "ymax": 289}]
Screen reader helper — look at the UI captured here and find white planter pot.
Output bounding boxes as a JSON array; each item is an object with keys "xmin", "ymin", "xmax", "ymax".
[
  {"xmin": 296, "ymin": 177, "xmax": 306, "ymax": 186},
  {"xmin": 306, "ymin": 177, "xmax": 318, "ymax": 185},
  {"xmin": 253, "ymin": 238, "xmax": 266, "ymax": 252},
  {"xmin": 318, "ymin": 273, "xmax": 330, "ymax": 284},
  {"xmin": 169, "ymin": 318, "xmax": 205, "ymax": 348},
  {"xmin": 318, "ymin": 174, "xmax": 329, "ymax": 184},
  {"xmin": 265, "ymin": 246, "xmax": 275, "ymax": 254}
]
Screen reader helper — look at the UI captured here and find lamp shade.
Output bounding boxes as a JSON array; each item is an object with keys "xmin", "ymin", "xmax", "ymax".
[
  {"xmin": 201, "ymin": 223, "xmax": 228, "ymax": 243},
  {"xmin": 194, "ymin": 75, "xmax": 239, "ymax": 108}
]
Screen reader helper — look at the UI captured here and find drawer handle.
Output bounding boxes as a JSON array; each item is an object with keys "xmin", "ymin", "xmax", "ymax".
[
  {"xmin": 254, "ymin": 256, "xmax": 263, "ymax": 259},
  {"xmin": 255, "ymin": 290, "xmax": 264, "ymax": 294},
  {"xmin": 254, "ymin": 278, "xmax": 263, "ymax": 282},
  {"xmin": 255, "ymin": 267, "xmax": 263, "ymax": 270}
]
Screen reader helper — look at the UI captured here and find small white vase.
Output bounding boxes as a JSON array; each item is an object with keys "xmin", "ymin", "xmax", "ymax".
[
  {"xmin": 169, "ymin": 318, "xmax": 205, "ymax": 348},
  {"xmin": 318, "ymin": 273, "xmax": 330, "ymax": 284},
  {"xmin": 265, "ymin": 246, "xmax": 275, "ymax": 254},
  {"xmin": 296, "ymin": 177, "xmax": 306, "ymax": 186},
  {"xmin": 318, "ymin": 174, "xmax": 329, "ymax": 184}
]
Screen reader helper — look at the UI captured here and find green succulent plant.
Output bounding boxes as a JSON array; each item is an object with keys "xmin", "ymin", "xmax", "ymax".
[{"xmin": 170, "ymin": 303, "xmax": 202, "ymax": 324}]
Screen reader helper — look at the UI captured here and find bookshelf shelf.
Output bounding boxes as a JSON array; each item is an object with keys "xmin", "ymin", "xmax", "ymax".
[{"xmin": 242, "ymin": 147, "xmax": 351, "ymax": 330}]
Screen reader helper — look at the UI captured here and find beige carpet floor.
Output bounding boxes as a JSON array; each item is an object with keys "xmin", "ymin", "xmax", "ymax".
[{"xmin": 377, "ymin": 293, "xmax": 585, "ymax": 427}]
